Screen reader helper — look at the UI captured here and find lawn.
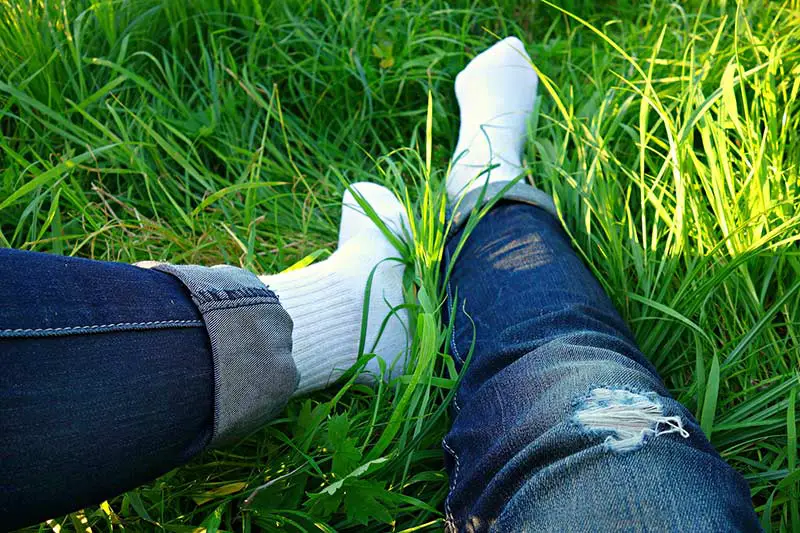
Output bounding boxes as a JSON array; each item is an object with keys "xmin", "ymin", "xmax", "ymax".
[{"xmin": 1, "ymin": 0, "xmax": 799, "ymax": 531}]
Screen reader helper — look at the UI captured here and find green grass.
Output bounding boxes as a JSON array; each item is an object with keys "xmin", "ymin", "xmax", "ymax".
[{"xmin": 2, "ymin": 0, "xmax": 799, "ymax": 530}]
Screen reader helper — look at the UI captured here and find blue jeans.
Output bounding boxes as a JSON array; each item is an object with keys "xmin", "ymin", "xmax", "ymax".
[
  {"xmin": 0, "ymin": 250, "xmax": 296, "ymax": 529},
  {"xmin": 0, "ymin": 251, "xmax": 216, "ymax": 529},
  {"xmin": 441, "ymin": 201, "xmax": 759, "ymax": 531},
  {"xmin": 0, "ymin": 201, "xmax": 759, "ymax": 531}
]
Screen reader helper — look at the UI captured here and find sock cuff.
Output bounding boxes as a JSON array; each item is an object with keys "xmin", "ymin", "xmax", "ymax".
[{"xmin": 260, "ymin": 251, "xmax": 366, "ymax": 395}]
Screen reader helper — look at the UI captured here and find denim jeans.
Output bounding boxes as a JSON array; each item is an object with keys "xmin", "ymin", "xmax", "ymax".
[
  {"xmin": 0, "ymin": 250, "xmax": 296, "ymax": 529},
  {"xmin": 0, "ymin": 197, "xmax": 760, "ymax": 531},
  {"xmin": 441, "ymin": 201, "xmax": 760, "ymax": 531}
]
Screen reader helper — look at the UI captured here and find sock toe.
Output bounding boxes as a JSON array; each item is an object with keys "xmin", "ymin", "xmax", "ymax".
[
  {"xmin": 462, "ymin": 36, "xmax": 531, "ymax": 73},
  {"xmin": 455, "ymin": 37, "xmax": 536, "ymax": 101},
  {"xmin": 339, "ymin": 182, "xmax": 409, "ymax": 245},
  {"xmin": 339, "ymin": 182, "xmax": 411, "ymax": 382}
]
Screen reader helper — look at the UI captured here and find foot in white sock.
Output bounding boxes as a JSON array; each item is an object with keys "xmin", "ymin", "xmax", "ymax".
[
  {"xmin": 447, "ymin": 36, "xmax": 539, "ymax": 201},
  {"xmin": 259, "ymin": 182, "xmax": 410, "ymax": 395}
]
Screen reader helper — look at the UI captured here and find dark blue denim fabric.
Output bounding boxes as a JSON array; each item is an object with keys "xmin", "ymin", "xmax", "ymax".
[
  {"xmin": 0, "ymin": 249, "xmax": 214, "ymax": 530},
  {"xmin": 442, "ymin": 202, "xmax": 761, "ymax": 532},
  {"xmin": 0, "ymin": 249, "xmax": 300, "ymax": 530}
]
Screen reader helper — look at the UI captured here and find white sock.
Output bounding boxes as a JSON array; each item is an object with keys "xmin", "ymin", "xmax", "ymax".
[
  {"xmin": 259, "ymin": 182, "xmax": 410, "ymax": 395},
  {"xmin": 447, "ymin": 36, "xmax": 539, "ymax": 201}
]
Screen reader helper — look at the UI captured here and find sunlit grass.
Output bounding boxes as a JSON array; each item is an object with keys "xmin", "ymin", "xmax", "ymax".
[{"xmin": 1, "ymin": 0, "xmax": 798, "ymax": 530}]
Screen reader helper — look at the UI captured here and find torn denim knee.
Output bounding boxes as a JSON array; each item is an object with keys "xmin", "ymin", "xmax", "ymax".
[{"xmin": 574, "ymin": 387, "xmax": 689, "ymax": 452}]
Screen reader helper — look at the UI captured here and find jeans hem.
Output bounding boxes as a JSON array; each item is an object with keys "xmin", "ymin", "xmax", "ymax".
[
  {"xmin": 449, "ymin": 180, "xmax": 558, "ymax": 236},
  {"xmin": 140, "ymin": 262, "xmax": 297, "ymax": 446}
]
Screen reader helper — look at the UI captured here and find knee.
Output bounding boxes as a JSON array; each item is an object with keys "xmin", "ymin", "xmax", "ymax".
[
  {"xmin": 494, "ymin": 339, "xmax": 667, "ymax": 410},
  {"xmin": 492, "ymin": 432, "xmax": 759, "ymax": 532}
]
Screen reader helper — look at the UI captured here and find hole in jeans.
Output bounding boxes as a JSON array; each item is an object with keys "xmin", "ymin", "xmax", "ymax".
[{"xmin": 574, "ymin": 388, "xmax": 689, "ymax": 452}]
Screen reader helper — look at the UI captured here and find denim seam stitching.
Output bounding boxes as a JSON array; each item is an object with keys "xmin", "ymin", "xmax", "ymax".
[
  {"xmin": 443, "ymin": 256, "xmax": 462, "ymax": 530},
  {"xmin": 446, "ymin": 275, "xmax": 462, "ymax": 416},
  {"xmin": 442, "ymin": 437, "xmax": 461, "ymax": 530},
  {"xmin": 197, "ymin": 298, "xmax": 281, "ymax": 313},
  {"xmin": 192, "ymin": 287, "xmax": 278, "ymax": 305},
  {"xmin": 446, "ymin": 278, "xmax": 464, "ymax": 366},
  {"xmin": 0, "ymin": 319, "xmax": 204, "ymax": 335}
]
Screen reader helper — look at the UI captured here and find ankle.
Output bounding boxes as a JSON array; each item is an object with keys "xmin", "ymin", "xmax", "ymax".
[
  {"xmin": 259, "ymin": 183, "xmax": 410, "ymax": 395},
  {"xmin": 446, "ymin": 37, "xmax": 537, "ymax": 202}
]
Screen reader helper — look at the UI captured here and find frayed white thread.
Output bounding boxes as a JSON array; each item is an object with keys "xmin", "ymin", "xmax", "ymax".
[{"xmin": 574, "ymin": 388, "xmax": 689, "ymax": 452}]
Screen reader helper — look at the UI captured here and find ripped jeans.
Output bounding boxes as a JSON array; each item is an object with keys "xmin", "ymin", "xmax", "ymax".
[
  {"xmin": 0, "ymin": 196, "xmax": 760, "ymax": 531},
  {"xmin": 442, "ymin": 201, "xmax": 760, "ymax": 532}
]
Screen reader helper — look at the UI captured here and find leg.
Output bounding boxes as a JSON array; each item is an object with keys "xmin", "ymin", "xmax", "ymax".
[
  {"xmin": 442, "ymin": 203, "xmax": 759, "ymax": 531},
  {"xmin": 442, "ymin": 37, "xmax": 760, "ymax": 531},
  {"xmin": 0, "ymin": 250, "xmax": 216, "ymax": 529},
  {"xmin": 0, "ymin": 183, "xmax": 410, "ymax": 529}
]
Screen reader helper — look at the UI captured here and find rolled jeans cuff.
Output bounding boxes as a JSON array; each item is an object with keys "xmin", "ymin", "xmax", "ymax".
[
  {"xmin": 450, "ymin": 180, "xmax": 558, "ymax": 233},
  {"xmin": 136, "ymin": 262, "xmax": 298, "ymax": 447}
]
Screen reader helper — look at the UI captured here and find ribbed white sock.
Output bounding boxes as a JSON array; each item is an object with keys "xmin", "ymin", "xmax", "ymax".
[
  {"xmin": 447, "ymin": 37, "xmax": 539, "ymax": 201},
  {"xmin": 259, "ymin": 183, "xmax": 410, "ymax": 396}
]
